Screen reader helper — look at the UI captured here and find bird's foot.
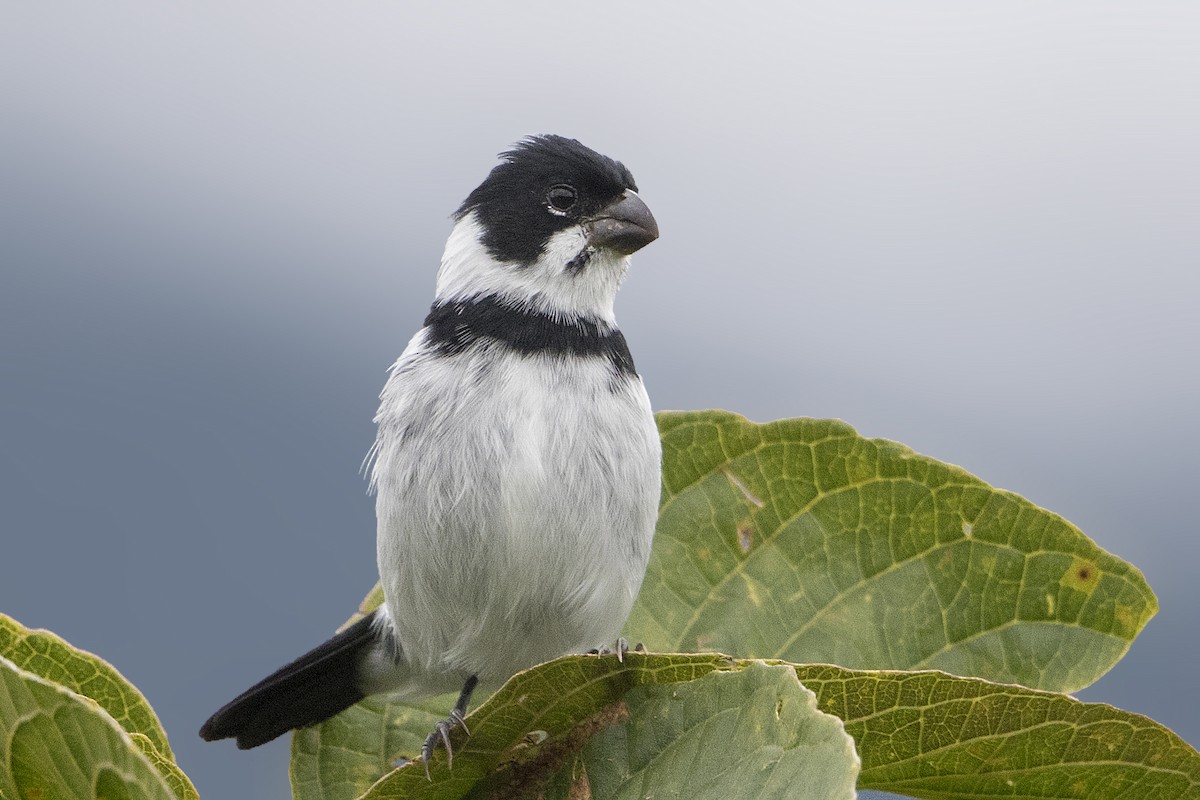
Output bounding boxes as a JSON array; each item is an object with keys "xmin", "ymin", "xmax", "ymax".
[
  {"xmin": 400, "ymin": 674, "xmax": 477, "ymax": 781},
  {"xmin": 585, "ymin": 637, "xmax": 645, "ymax": 663},
  {"xmin": 418, "ymin": 707, "xmax": 470, "ymax": 780}
]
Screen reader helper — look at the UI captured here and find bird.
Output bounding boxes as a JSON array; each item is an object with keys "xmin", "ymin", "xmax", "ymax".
[{"xmin": 199, "ymin": 135, "xmax": 662, "ymax": 776}]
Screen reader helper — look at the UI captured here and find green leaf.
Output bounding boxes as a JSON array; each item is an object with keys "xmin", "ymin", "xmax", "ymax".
[
  {"xmin": 542, "ymin": 662, "xmax": 859, "ymax": 800},
  {"xmin": 337, "ymin": 584, "xmax": 386, "ymax": 634},
  {"xmin": 295, "ymin": 653, "xmax": 737, "ymax": 800},
  {"xmin": 0, "ymin": 613, "xmax": 198, "ymax": 800},
  {"xmin": 793, "ymin": 664, "xmax": 1200, "ymax": 799},
  {"xmin": 129, "ymin": 734, "xmax": 201, "ymax": 800},
  {"xmin": 0, "ymin": 612, "xmax": 173, "ymax": 758},
  {"xmin": 0, "ymin": 655, "xmax": 177, "ymax": 800},
  {"xmin": 290, "ymin": 691, "xmax": 459, "ymax": 800},
  {"xmin": 628, "ymin": 411, "xmax": 1157, "ymax": 692}
]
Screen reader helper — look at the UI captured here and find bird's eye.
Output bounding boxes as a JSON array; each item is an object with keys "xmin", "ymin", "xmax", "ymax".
[{"xmin": 546, "ymin": 184, "xmax": 578, "ymax": 213}]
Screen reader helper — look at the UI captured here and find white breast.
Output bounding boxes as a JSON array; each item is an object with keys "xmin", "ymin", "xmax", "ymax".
[{"xmin": 369, "ymin": 331, "xmax": 661, "ymax": 689}]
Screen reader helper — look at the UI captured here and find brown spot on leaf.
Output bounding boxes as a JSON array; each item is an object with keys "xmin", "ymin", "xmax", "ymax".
[
  {"xmin": 737, "ymin": 523, "xmax": 753, "ymax": 554},
  {"xmin": 485, "ymin": 701, "xmax": 630, "ymax": 799},
  {"xmin": 1064, "ymin": 558, "xmax": 1102, "ymax": 591}
]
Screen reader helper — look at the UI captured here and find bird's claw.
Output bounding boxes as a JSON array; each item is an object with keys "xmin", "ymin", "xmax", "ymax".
[
  {"xmin": 411, "ymin": 673, "xmax": 478, "ymax": 780},
  {"xmin": 419, "ymin": 711, "xmax": 468, "ymax": 781}
]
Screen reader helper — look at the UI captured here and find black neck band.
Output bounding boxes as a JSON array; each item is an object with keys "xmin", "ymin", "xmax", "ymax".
[{"xmin": 424, "ymin": 295, "xmax": 636, "ymax": 376}]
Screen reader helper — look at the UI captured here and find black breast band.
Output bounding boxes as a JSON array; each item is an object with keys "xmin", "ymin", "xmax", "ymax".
[{"xmin": 423, "ymin": 295, "xmax": 636, "ymax": 376}]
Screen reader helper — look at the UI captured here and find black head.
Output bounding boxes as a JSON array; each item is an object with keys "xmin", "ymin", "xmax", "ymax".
[{"xmin": 456, "ymin": 135, "xmax": 650, "ymax": 266}]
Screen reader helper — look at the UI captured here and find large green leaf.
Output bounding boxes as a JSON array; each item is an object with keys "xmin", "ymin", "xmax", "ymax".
[
  {"xmin": 0, "ymin": 655, "xmax": 178, "ymax": 800},
  {"xmin": 541, "ymin": 662, "xmax": 859, "ymax": 800},
  {"xmin": 357, "ymin": 653, "xmax": 738, "ymax": 800},
  {"xmin": 628, "ymin": 411, "xmax": 1156, "ymax": 691},
  {"xmin": 293, "ymin": 653, "xmax": 735, "ymax": 800},
  {"xmin": 0, "ymin": 613, "xmax": 197, "ymax": 800},
  {"xmin": 793, "ymin": 664, "xmax": 1200, "ymax": 799}
]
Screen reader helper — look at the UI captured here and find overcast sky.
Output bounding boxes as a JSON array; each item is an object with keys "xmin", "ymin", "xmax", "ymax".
[{"xmin": 2, "ymin": 3, "xmax": 1198, "ymax": 798}]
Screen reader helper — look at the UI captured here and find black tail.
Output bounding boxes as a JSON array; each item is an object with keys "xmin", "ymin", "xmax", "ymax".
[{"xmin": 200, "ymin": 611, "xmax": 379, "ymax": 749}]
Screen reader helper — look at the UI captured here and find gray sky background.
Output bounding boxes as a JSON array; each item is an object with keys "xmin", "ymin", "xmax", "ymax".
[{"xmin": 2, "ymin": 3, "xmax": 1197, "ymax": 798}]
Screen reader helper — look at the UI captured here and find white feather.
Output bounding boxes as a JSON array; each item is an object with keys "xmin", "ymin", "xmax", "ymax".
[
  {"xmin": 435, "ymin": 211, "xmax": 630, "ymax": 324},
  {"xmin": 364, "ymin": 220, "xmax": 661, "ymax": 698}
]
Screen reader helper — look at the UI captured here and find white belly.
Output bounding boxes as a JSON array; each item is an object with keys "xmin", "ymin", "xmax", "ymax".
[{"xmin": 370, "ymin": 339, "xmax": 660, "ymax": 689}]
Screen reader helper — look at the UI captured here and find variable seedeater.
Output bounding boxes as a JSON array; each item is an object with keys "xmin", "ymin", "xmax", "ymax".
[{"xmin": 201, "ymin": 136, "xmax": 661, "ymax": 774}]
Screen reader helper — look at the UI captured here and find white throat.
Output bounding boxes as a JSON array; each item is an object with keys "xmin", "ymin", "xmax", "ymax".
[{"xmin": 434, "ymin": 211, "xmax": 629, "ymax": 324}]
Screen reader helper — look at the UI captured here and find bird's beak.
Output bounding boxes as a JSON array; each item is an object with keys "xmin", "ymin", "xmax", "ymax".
[{"xmin": 585, "ymin": 192, "xmax": 659, "ymax": 255}]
